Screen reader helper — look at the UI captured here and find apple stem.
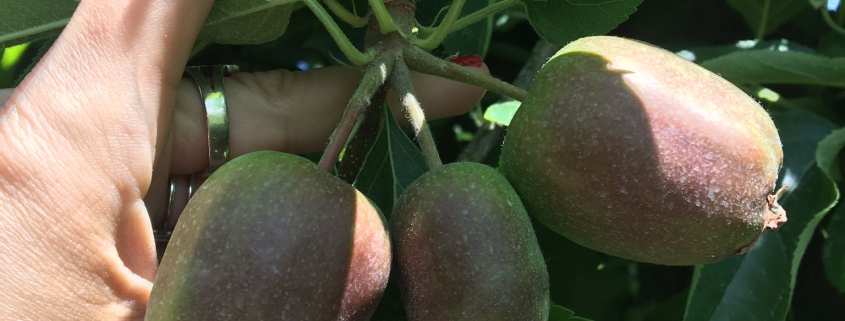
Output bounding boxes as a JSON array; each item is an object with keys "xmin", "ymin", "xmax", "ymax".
[
  {"xmin": 444, "ymin": 0, "xmax": 520, "ymax": 35},
  {"xmin": 368, "ymin": 0, "xmax": 399, "ymax": 34},
  {"xmin": 337, "ymin": 88, "xmax": 388, "ymax": 183},
  {"xmin": 319, "ymin": 53, "xmax": 397, "ymax": 172},
  {"xmin": 303, "ymin": 0, "xmax": 375, "ymax": 66},
  {"xmin": 755, "ymin": 0, "xmax": 770, "ymax": 40},
  {"xmin": 457, "ymin": 39, "xmax": 560, "ymax": 162},
  {"xmin": 822, "ymin": 6, "xmax": 845, "ymax": 36},
  {"xmin": 390, "ymin": 59, "xmax": 443, "ymax": 169},
  {"xmin": 323, "ymin": 0, "xmax": 369, "ymax": 27},
  {"xmin": 403, "ymin": 45, "xmax": 528, "ymax": 102},
  {"xmin": 413, "ymin": 6, "xmax": 451, "ymax": 39},
  {"xmin": 411, "ymin": 0, "xmax": 466, "ymax": 50}
]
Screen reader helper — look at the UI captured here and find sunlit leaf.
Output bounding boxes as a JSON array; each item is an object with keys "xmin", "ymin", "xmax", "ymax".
[
  {"xmin": 679, "ymin": 38, "xmax": 816, "ymax": 63},
  {"xmin": 484, "ymin": 100, "xmax": 521, "ymax": 126},
  {"xmin": 701, "ymin": 50, "xmax": 845, "ymax": 87}
]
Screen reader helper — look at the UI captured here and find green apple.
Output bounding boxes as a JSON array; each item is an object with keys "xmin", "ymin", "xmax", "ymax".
[
  {"xmin": 501, "ymin": 36, "xmax": 785, "ymax": 266},
  {"xmin": 391, "ymin": 162, "xmax": 550, "ymax": 320},
  {"xmin": 146, "ymin": 151, "xmax": 391, "ymax": 320}
]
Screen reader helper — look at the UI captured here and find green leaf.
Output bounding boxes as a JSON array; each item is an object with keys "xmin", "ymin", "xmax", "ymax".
[
  {"xmin": 822, "ymin": 204, "xmax": 845, "ymax": 292},
  {"xmin": 635, "ymin": 289, "xmax": 689, "ymax": 321},
  {"xmin": 353, "ymin": 105, "xmax": 429, "ymax": 218},
  {"xmin": 0, "ymin": 0, "xmax": 299, "ymax": 49},
  {"xmin": 808, "ymin": 0, "xmax": 826, "ymax": 9},
  {"xmin": 549, "ymin": 304, "xmax": 593, "ymax": 321},
  {"xmin": 818, "ymin": 32, "xmax": 845, "ymax": 57},
  {"xmin": 0, "ymin": 0, "xmax": 77, "ymax": 49},
  {"xmin": 199, "ymin": 0, "xmax": 298, "ymax": 45},
  {"xmin": 816, "ymin": 127, "xmax": 845, "ymax": 181},
  {"xmin": 679, "ymin": 38, "xmax": 816, "ymax": 63},
  {"xmin": 484, "ymin": 100, "xmax": 521, "ymax": 126},
  {"xmin": 549, "ymin": 305, "xmax": 575, "ymax": 320},
  {"xmin": 683, "ymin": 110, "xmax": 840, "ymax": 321},
  {"xmin": 533, "ymin": 218, "xmax": 632, "ymax": 320},
  {"xmin": 368, "ymin": 274, "xmax": 408, "ymax": 320},
  {"xmin": 700, "ymin": 50, "xmax": 845, "ymax": 88},
  {"xmin": 356, "ymin": 105, "xmax": 428, "ymax": 321},
  {"xmin": 725, "ymin": 0, "xmax": 808, "ymax": 37},
  {"xmin": 773, "ymin": 111, "xmax": 843, "ymax": 190},
  {"xmin": 522, "ymin": 0, "xmax": 644, "ymax": 46}
]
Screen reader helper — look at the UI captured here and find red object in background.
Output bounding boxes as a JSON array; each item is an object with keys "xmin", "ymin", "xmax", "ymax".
[{"xmin": 449, "ymin": 54, "xmax": 483, "ymax": 68}]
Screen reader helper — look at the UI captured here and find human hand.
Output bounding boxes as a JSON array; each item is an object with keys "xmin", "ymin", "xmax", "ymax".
[{"xmin": 0, "ymin": 1, "xmax": 487, "ymax": 319}]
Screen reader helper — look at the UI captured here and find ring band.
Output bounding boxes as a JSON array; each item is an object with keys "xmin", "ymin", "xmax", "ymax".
[
  {"xmin": 153, "ymin": 175, "xmax": 178, "ymax": 243},
  {"xmin": 184, "ymin": 64, "xmax": 240, "ymax": 176},
  {"xmin": 154, "ymin": 173, "xmax": 199, "ymax": 243},
  {"xmin": 155, "ymin": 65, "xmax": 239, "ymax": 245}
]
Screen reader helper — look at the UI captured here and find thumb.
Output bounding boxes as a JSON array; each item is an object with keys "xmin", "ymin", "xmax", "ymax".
[{"xmin": 0, "ymin": 0, "xmax": 213, "ymax": 319}]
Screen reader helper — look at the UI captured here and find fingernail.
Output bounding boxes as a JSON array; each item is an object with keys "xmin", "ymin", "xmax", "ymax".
[{"xmin": 449, "ymin": 54, "xmax": 483, "ymax": 68}]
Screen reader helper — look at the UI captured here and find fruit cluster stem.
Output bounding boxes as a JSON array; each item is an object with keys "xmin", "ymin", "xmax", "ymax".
[
  {"xmin": 303, "ymin": 0, "xmax": 374, "ymax": 66},
  {"xmin": 411, "ymin": 0, "xmax": 466, "ymax": 50},
  {"xmin": 323, "ymin": 0, "xmax": 369, "ymax": 27},
  {"xmin": 756, "ymin": 0, "xmax": 770, "ymax": 40},
  {"xmin": 384, "ymin": 0, "xmax": 418, "ymax": 36},
  {"xmin": 838, "ymin": 2, "xmax": 845, "ymax": 26},
  {"xmin": 403, "ymin": 45, "xmax": 528, "ymax": 102},
  {"xmin": 445, "ymin": 0, "xmax": 520, "ymax": 35},
  {"xmin": 319, "ymin": 53, "xmax": 397, "ymax": 172},
  {"xmin": 368, "ymin": 0, "xmax": 399, "ymax": 34},
  {"xmin": 458, "ymin": 39, "xmax": 560, "ymax": 162},
  {"xmin": 822, "ymin": 6, "xmax": 845, "ymax": 36},
  {"xmin": 337, "ymin": 87, "xmax": 388, "ymax": 183},
  {"xmin": 390, "ymin": 58, "xmax": 442, "ymax": 169}
]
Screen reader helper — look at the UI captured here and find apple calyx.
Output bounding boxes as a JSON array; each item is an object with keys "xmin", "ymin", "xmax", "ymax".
[{"xmin": 764, "ymin": 184, "xmax": 789, "ymax": 230}]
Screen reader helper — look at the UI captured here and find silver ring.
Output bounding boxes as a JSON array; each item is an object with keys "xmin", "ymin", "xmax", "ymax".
[
  {"xmin": 154, "ymin": 173, "xmax": 199, "ymax": 243},
  {"xmin": 153, "ymin": 175, "xmax": 178, "ymax": 242},
  {"xmin": 185, "ymin": 64, "xmax": 240, "ymax": 176},
  {"xmin": 156, "ymin": 65, "xmax": 239, "ymax": 244},
  {"xmin": 187, "ymin": 172, "xmax": 197, "ymax": 198}
]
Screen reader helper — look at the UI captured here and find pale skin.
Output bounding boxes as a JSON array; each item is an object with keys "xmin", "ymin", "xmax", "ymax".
[{"xmin": 0, "ymin": 1, "xmax": 488, "ymax": 319}]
